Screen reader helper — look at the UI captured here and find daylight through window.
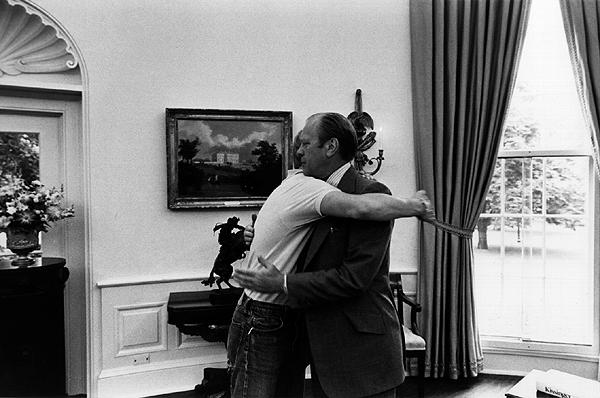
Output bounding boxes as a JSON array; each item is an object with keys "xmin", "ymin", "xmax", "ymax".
[{"xmin": 474, "ymin": 0, "xmax": 595, "ymax": 347}]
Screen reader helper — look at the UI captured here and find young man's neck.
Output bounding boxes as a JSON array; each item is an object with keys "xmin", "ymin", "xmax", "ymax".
[{"xmin": 318, "ymin": 159, "xmax": 349, "ymax": 181}]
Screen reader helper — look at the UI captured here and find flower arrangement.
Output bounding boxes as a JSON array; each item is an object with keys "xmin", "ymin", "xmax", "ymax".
[{"xmin": 0, "ymin": 176, "xmax": 74, "ymax": 233}]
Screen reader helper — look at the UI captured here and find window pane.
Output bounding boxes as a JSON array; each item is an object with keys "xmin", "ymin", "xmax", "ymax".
[
  {"xmin": 474, "ymin": 216, "xmax": 502, "ymax": 261},
  {"xmin": 545, "ymin": 157, "xmax": 588, "ymax": 215},
  {"xmin": 545, "ymin": 218, "xmax": 590, "ymax": 280},
  {"xmin": 522, "ymin": 217, "xmax": 544, "ymax": 273},
  {"xmin": 0, "ymin": 132, "xmax": 40, "ymax": 182},
  {"xmin": 505, "ymin": 159, "xmax": 525, "ymax": 214},
  {"xmin": 532, "ymin": 158, "xmax": 544, "ymax": 214},
  {"xmin": 501, "ymin": 0, "xmax": 588, "ymax": 152},
  {"xmin": 521, "ymin": 218, "xmax": 544, "ymax": 339},
  {"xmin": 474, "ymin": 216, "xmax": 512, "ymax": 336},
  {"xmin": 475, "ymin": 212, "xmax": 593, "ymax": 345},
  {"xmin": 536, "ymin": 273, "xmax": 592, "ymax": 345}
]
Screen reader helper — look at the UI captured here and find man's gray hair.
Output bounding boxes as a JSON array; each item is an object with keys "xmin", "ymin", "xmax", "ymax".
[{"xmin": 308, "ymin": 112, "xmax": 358, "ymax": 162}]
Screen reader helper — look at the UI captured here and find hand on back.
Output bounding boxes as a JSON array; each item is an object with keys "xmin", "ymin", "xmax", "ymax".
[{"xmin": 244, "ymin": 225, "xmax": 254, "ymax": 246}]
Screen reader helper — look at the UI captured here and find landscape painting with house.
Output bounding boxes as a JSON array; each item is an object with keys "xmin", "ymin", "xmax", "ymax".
[{"xmin": 176, "ymin": 118, "xmax": 283, "ymax": 198}]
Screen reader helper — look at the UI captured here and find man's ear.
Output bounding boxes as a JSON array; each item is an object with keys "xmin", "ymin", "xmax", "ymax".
[{"xmin": 325, "ymin": 138, "xmax": 339, "ymax": 158}]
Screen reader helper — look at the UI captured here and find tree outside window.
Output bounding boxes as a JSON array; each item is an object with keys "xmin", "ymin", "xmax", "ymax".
[{"xmin": 473, "ymin": 0, "xmax": 594, "ymax": 347}]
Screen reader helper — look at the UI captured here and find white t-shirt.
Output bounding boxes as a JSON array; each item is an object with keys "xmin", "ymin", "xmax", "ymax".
[{"xmin": 240, "ymin": 170, "xmax": 338, "ymax": 304}]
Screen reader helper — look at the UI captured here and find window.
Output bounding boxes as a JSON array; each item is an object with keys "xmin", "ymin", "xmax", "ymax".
[
  {"xmin": 474, "ymin": 0, "xmax": 596, "ymax": 349},
  {"xmin": 0, "ymin": 132, "xmax": 40, "ymax": 253}
]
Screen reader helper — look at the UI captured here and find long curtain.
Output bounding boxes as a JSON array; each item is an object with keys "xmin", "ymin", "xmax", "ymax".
[
  {"xmin": 559, "ymin": 0, "xmax": 600, "ymax": 177},
  {"xmin": 410, "ymin": 0, "xmax": 531, "ymax": 379},
  {"xmin": 559, "ymin": 2, "xmax": 600, "ymax": 381}
]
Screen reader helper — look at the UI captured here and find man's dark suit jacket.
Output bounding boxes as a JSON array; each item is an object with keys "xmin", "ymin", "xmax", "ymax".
[{"xmin": 286, "ymin": 167, "xmax": 405, "ymax": 398}]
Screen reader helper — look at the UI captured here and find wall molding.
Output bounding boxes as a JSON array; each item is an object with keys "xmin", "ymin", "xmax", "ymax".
[
  {"xmin": 483, "ymin": 346, "xmax": 600, "ymax": 363},
  {"xmin": 97, "ymin": 274, "xmax": 207, "ymax": 288},
  {"xmin": 98, "ymin": 356, "xmax": 226, "ymax": 379},
  {"xmin": 97, "ymin": 273, "xmax": 417, "ymax": 290},
  {"xmin": 480, "ymin": 368, "xmax": 529, "ymax": 377},
  {"xmin": 0, "ymin": 79, "xmax": 82, "ymax": 93},
  {"xmin": 482, "ymin": 347, "xmax": 600, "ymax": 380},
  {"xmin": 97, "ymin": 358, "xmax": 226, "ymax": 398}
]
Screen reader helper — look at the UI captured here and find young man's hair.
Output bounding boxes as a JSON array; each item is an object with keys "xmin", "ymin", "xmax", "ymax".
[
  {"xmin": 293, "ymin": 131, "xmax": 302, "ymax": 168},
  {"xmin": 309, "ymin": 112, "xmax": 358, "ymax": 162}
]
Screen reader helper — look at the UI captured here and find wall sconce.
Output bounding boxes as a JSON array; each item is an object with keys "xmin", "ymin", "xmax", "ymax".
[{"xmin": 347, "ymin": 89, "xmax": 384, "ymax": 175}]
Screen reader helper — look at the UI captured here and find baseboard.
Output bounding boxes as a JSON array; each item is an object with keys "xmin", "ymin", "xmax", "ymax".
[
  {"xmin": 480, "ymin": 368, "xmax": 529, "ymax": 377},
  {"xmin": 97, "ymin": 357, "xmax": 227, "ymax": 398},
  {"xmin": 482, "ymin": 349, "xmax": 599, "ymax": 380}
]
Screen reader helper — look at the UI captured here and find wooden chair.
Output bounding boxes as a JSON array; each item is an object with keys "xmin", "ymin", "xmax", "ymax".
[{"xmin": 389, "ymin": 272, "xmax": 426, "ymax": 398}]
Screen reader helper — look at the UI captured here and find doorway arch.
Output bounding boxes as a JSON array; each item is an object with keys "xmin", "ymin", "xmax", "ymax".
[{"xmin": 1, "ymin": 0, "xmax": 90, "ymax": 395}]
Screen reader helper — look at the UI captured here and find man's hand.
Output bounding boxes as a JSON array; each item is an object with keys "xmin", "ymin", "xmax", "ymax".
[
  {"xmin": 243, "ymin": 225, "xmax": 255, "ymax": 246},
  {"xmin": 233, "ymin": 255, "xmax": 284, "ymax": 293},
  {"xmin": 414, "ymin": 190, "xmax": 436, "ymax": 222}
]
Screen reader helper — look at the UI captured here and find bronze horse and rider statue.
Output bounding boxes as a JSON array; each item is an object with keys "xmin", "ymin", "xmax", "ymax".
[{"xmin": 202, "ymin": 215, "xmax": 256, "ymax": 290}]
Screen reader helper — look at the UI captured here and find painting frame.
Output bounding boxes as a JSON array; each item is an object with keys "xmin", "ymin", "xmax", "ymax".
[{"xmin": 166, "ymin": 108, "xmax": 293, "ymax": 209}]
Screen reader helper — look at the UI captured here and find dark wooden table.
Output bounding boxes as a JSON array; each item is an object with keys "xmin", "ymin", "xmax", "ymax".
[
  {"xmin": 0, "ymin": 257, "xmax": 69, "ymax": 396},
  {"xmin": 167, "ymin": 288, "xmax": 242, "ymax": 397},
  {"xmin": 167, "ymin": 288, "xmax": 242, "ymax": 341}
]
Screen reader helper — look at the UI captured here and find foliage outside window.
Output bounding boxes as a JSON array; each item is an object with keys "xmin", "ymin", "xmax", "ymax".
[
  {"xmin": 474, "ymin": 0, "xmax": 595, "ymax": 347},
  {"xmin": 0, "ymin": 132, "xmax": 40, "ymax": 251},
  {"xmin": 0, "ymin": 132, "xmax": 39, "ymax": 183},
  {"xmin": 0, "ymin": 132, "xmax": 73, "ymax": 250}
]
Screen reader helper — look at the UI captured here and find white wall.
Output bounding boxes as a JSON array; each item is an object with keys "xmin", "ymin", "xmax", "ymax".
[
  {"xmin": 32, "ymin": 1, "xmax": 417, "ymax": 396},
  {"xmin": 36, "ymin": 0, "xmax": 416, "ymax": 278}
]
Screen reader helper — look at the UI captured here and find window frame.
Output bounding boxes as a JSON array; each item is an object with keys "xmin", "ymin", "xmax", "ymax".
[{"xmin": 478, "ymin": 148, "xmax": 599, "ymax": 358}]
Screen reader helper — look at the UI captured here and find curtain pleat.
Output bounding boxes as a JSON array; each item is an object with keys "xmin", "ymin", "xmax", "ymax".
[
  {"xmin": 559, "ymin": 0, "xmax": 600, "ymax": 176},
  {"xmin": 410, "ymin": 0, "xmax": 531, "ymax": 379},
  {"xmin": 559, "ymin": 1, "xmax": 600, "ymax": 380}
]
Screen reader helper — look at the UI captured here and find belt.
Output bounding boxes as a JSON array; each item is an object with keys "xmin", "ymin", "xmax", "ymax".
[{"xmin": 241, "ymin": 293, "xmax": 289, "ymax": 314}]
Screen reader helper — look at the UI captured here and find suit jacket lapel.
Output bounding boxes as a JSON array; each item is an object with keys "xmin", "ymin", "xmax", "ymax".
[{"xmin": 301, "ymin": 168, "xmax": 358, "ymax": 269}]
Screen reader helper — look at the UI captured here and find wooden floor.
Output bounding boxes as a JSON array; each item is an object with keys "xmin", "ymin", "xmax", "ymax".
[
  {"xmin": 147, "ymin": 374, "xmax": 522, "ymax": 398},
  {"xmin": 396, "ymin": 374, "xmax": 521, "ymax": 398}
]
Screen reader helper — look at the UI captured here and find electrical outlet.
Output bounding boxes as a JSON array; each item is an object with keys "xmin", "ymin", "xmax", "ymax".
[{"xmin": 132, "ymin": 353, "xmax": 150, "ymax": 365}]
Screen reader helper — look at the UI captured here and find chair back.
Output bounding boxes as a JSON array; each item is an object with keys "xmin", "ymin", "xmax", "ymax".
[{"xmin": 389, "ymin": 271, "xmax": 405, "ymax": 324}]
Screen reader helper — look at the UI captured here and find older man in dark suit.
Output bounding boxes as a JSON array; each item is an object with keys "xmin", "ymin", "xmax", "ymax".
[
  {"xmin": 289, "ymin": 173, "xmax": 402, "ymax": 397},
  {"xmin": 235, "ymin": 112, "xmax": 421, "ymax": 397}
]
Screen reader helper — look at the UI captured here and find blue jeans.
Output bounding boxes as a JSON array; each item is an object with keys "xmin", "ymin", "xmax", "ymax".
[{"xmin": 227, "ymin": 294, "xmax": 302, "ymax": 398}]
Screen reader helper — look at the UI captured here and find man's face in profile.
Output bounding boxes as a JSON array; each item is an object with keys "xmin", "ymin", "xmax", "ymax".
[{"xmin": 296, "ymin": 120, "xmax": 329, "ymax": 179}]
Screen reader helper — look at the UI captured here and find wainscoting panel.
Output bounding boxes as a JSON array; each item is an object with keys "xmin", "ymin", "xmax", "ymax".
[
  {"xmin": 115, "ymin": 302, "xmax": 167, "ymax": 356},
  {"xmin": 97, "ymin": 276, "xmax": 226, "ymax": 398},
  {"xmin": 177, "ymin": 331, "xmax": 215, "ymax": 350},
  {"xmin": 96, "ymin": 271, "xmax": 419, "ymax": 397}
]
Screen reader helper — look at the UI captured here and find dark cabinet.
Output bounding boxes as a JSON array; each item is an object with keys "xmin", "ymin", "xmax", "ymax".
[{"xmin": 0, "ymin": 257, "xmax": 69, "ymax": 396}]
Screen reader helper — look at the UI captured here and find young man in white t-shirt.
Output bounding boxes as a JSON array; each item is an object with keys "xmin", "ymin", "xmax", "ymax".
[{"xmin": 226, "ymin": 113, "xmax": 433, "ymax": 398}]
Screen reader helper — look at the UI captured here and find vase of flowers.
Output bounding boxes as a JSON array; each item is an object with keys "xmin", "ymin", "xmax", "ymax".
[{"xmin": 0, "ymin": 177, "xmax": 74, "ymax": 266}]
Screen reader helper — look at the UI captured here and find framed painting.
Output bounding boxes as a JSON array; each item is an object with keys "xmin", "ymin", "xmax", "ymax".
[{"xmin": 166, "ymin": 108, "xmax": 293, "ymax": 209}]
